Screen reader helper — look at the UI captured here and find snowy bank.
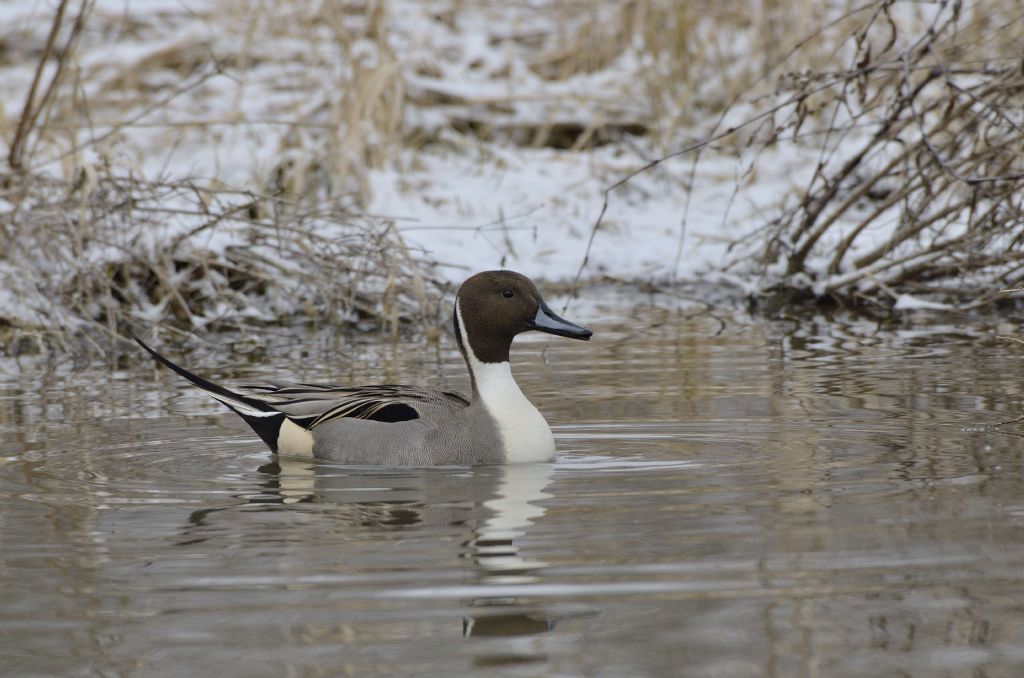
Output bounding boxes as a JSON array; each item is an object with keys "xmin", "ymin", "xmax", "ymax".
[{"xmin": 2, "ymin": 0, "xmax": 1022, "ymax": 353}]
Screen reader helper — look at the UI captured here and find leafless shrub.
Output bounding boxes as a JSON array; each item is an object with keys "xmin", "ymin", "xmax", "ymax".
[
  {"xmin": 566, "ymin": 1, "xmax": 1024, "ymax": 310},
  {"xmin": 733, "ymin": 0, "xmax": 1024, "ymax": 308}
]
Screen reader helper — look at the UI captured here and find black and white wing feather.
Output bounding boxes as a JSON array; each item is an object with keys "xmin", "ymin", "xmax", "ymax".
[
  {"xmin": 130, "ymin": 329, "xmax": 469, "ymax": 453},
  {"xmin": 243, "ymin": 382, "xmax": 470, "ymax": 427}
]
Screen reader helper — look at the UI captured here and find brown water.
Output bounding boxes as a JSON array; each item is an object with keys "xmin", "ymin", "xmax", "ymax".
[{"xmin": 3, "ymin": 294, "xmax": 1024, "ymax": 677}]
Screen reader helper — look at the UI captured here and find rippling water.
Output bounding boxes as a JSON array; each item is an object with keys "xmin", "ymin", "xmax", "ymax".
[{"xmin": 3, "ymin": 295, "xmax": 1024, "ymax": 676}]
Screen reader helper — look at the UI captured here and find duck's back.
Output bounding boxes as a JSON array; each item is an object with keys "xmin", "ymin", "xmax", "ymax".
[{"xmin": 241, "ymin": 381, "xmax": 504, "ymax": 464}]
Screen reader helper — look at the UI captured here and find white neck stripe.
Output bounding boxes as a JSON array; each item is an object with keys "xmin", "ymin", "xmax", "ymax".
[{"xmin": 455, "ymin": 299, "xmax": 555, "ymax": 463}]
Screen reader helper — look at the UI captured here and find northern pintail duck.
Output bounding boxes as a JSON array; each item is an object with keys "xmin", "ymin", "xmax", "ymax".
[{"xmin": 130, "ymin": 270, "xmax": 592, "ymax": 464}]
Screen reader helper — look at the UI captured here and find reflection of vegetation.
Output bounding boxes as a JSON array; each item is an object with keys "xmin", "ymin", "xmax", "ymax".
[{"xmin": 6, "ymin": 305, "xmax": 1024, "ymax": 673}]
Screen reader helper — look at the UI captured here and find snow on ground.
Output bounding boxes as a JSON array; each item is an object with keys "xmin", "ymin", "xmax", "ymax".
[
  {"xmin": 10, "ymin": 0, "xmax": 990, "ymax": 336},
  {"xmin": 369, "ymin": 140, "xmax": 805, "ymax": 284},
  {"xmin": 0, "ymin": 0, "xmax": 808, "ymax": 287}
]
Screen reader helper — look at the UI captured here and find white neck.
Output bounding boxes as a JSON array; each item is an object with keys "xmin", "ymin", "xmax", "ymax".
[{"xmin": 457, "ymin": 301, "xmax": 555, "ymax": 463}]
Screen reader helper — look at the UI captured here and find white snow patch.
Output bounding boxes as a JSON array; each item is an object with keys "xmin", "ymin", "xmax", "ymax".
[{"xmin": 893, "ymin": 295, "xmax": 956, "ymax": 311}]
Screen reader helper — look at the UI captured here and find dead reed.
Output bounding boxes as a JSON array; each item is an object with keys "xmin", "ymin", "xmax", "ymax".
[
  {"xmin": 0, "ymin": 0, "xmax": 438, "ymax": 355},
  {"xmin": 0, "ymin": 166, "xmax": 440, "ymax": 354}
]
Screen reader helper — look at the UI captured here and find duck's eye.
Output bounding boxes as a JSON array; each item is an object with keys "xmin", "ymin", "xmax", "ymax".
[{"xmin": 502, "ymin": 290, "xmax": 514, "ymax": 299}]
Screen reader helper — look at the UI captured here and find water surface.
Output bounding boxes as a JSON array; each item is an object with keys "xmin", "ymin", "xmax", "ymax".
[{"xmin": 3, "ymin": 295, "xmax": 1024, "ymax": 676}]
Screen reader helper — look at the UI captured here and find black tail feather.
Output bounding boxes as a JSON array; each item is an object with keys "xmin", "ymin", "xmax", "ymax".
[{"xmin": 128, "ymin": 328, "xmax": 285, "ymax": 452}]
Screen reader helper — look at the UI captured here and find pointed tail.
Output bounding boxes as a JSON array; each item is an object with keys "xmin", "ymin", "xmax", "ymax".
[{"xmin": 128, "ymin": 328, "xmax": 285, "ymax": 452}]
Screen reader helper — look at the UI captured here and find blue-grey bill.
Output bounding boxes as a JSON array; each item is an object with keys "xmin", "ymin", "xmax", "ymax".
[{"xmin": 529, "ymin": 303, "xmax": 593, "ymax": 340}]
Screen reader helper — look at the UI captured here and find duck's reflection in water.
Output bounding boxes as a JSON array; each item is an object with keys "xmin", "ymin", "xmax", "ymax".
[
  {"xmin": 462, "ymin": 463, "xmax": 557, "ymax": 639},
  {"xmin": 469, "ymin": 463, "xmax": 552, "ymax": 579},
  {"xmin": 180, "ymin": 458, "xmax": 576, "ymax": 645}
]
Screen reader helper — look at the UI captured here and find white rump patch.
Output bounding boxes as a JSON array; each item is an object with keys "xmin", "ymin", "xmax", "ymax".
[{"xmin": 277, "ymin": 418, "xmax": 314, "ymax": 458}]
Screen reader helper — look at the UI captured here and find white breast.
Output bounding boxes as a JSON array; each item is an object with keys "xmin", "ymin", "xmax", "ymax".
[
  {"xmin": 456, "ymin": 302, "xmax": 555, "ymax": 463},
  {"xmin": 473, "ymin": 361, "xmax": 555, "ymax": 463}
]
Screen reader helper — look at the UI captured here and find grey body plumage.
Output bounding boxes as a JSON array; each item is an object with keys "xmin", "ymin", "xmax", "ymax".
[{"xmin": 131, "ymin": 270, "xmax": 592, "ymax": 465}]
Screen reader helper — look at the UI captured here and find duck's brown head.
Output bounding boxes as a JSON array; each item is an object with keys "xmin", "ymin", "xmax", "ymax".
[{"xmin": 454, "ymin": 270, "xmax": 592, "ymax": 364}]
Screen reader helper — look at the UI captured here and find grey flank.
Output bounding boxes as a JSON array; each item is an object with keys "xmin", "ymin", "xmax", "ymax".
[{"xmin": 131, "ymin": 269, "xmax": 592, "ymax": 466}]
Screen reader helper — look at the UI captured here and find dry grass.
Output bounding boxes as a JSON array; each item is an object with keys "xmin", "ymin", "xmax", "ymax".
[
  {"xmin": 0, "ymin": 0, "xmax": 437, "ymax": 355},
  {"xmin": 0, "ymin": 168, "xmax": 439, "ymax": 353},
  {"xmin": 2, "ymin": 0, "xmax": 1020, "ymax": 356}
]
